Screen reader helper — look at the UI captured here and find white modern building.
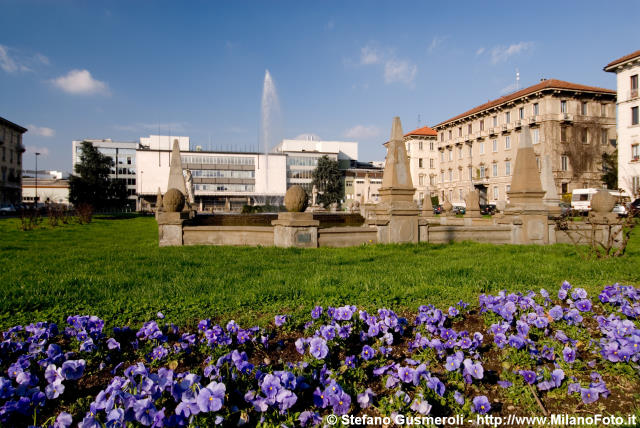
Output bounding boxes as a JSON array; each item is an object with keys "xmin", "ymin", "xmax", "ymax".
[
  {"xmin": 72, "ymin": 138, "xmax": 140, "ymax": 208},
  {"xmin": 273, "ymin": 135, "xmax": 358, "ymax": 193},
  {"xmin": 605, "ymin": 50, "xmax": 640, "ymax": 197},
  {"xmin": 136, "ymin": 135, "xmax": 286, "ymax": 211}
]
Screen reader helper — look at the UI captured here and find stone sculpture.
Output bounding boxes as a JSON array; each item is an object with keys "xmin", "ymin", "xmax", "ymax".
[
  {"xmin": 284, "ymin": 185, "xmax": 308, "ymax": 212},
  {"xmin": 163, "ymin": 188, "xmax": 185, "ymax": 212}
]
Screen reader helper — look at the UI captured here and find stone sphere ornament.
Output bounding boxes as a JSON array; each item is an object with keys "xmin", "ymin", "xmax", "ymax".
[
  {"xmin": 163, "ymin": 188, "xmax": 185, "ymax": 212},
  {"xmin": 590, "ymin": 189, "xmax": 616, "ymax": 214},
  {"xmin": 284, "ymin": 185, "xmax": 309, "ymax": 212}
]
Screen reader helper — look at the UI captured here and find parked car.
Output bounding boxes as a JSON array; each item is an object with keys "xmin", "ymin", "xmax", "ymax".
[
  {"xmin": 480, "ymin": 204, "xmax": 497, "ymax": 215},
  {"xmin": 629, "ymin": 198, "xmax": 640, "ymax": 217},
  {"xmin": 613, "ymin": 204, "xmax": 628, "ymax": 217},
  {"xmin": 452, "ymin": 205, "xmax": 466, "ymax": 215},
  {"xmin": 0, "ymin": 204, "xmax": 16, "ymax": 215},
  {"xmin": 433, "ymin": 205, "xmax": 443, "ymax": 215}
]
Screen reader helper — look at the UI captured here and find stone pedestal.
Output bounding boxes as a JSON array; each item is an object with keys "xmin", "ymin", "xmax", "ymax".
[
  {"xmin": 272, "ymin": 212, "xmax": 320, "ymax": 248},
  {"xmin": 371, "ymin": 191, "xmax": 420, "ymax": 244},
  {"xmin": 157, "ymin": 212, "xmax": 188, "ymax": 247}
]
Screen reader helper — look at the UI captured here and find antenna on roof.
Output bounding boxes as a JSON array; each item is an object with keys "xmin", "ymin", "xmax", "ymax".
[{"xmin": 516, "ymin": 68, "xmax": 520, "ymax": 91}]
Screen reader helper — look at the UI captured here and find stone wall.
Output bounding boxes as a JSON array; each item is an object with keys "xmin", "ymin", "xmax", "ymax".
[
  {"xmin": 318, "ymin": 227, "xmax": 378, "ymax": 247},
  {"xmin": 182, "ymin": 226, "xmax": 274, "ymax": 246},
  {"xmin": 422, "ymin": 224, "xmax": 512, "ymax": 244}
]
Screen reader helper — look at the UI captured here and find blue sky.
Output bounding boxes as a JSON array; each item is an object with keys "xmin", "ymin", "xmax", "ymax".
[{"xmin": 1, "ymin": 0, "xmax": 639, "ymax": 172}]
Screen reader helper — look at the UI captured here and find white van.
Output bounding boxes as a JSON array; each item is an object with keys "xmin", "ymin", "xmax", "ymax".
[{"xmin": 570, "ymin": 188, "xmax": 631, "ymax": 213}]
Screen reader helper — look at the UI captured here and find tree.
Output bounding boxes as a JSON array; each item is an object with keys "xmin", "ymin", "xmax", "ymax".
[
  {"xmin": 69, "ymin": 141, "xmax": 128, "ymax": 210},
  {"xmin": 601, "ymin": 149, "xmax": 618, "ymax": 190},
  {"xmin": 311, "ymin": 155, "xmax": 343, "ymax": 207}
]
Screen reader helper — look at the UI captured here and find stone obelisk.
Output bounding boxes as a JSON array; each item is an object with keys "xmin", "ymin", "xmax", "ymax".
[{"xmin": 371, "ymin": 117, "xmax": 420, "ymax": 243}]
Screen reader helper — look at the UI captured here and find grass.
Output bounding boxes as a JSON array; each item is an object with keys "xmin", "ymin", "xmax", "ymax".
[{"xmin": 1, "ymin": 215, "xmax": 639, "ymax": 331}]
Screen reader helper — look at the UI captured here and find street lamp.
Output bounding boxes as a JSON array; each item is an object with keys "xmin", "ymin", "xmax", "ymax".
[{"xmin": 35, "ymin": 152, "xmax": 40, "ymax": 206}]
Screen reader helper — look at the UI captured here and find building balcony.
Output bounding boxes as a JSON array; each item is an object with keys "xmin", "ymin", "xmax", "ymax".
[
  {"xmin": 501, "ymin": 124, "xmax": 509, "ymax": 133},
  {"xmin": 514, "ymin": 120, "xmax": 522, "ymax": 130},
  {"xmin": 561, "ymin": 113, "xmax": 573, "ymax": 122},
  {"xmin": 528, "ymin": 116, "xmax": 540, "ymax": 126},
  {"xmin": 488, "ymin": 128, "xmax": 498, "ymax": 136}
]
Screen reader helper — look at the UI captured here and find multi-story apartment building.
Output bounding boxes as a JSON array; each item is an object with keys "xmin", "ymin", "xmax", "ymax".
[
  {"xmin": 0, "ymin": 117, "xmax": 27, "ymax": 205},
  {"xmin": 344, "ymin": 163, "xmax": 384, "ymax": 203},
  {"xmin": 72, "ymin": 138, "xmax": 141, "ymax": 208},
  {"xmin": 605, "ymin": 50, "xmax": 640, "ymax": 197},
  {"xmin": 432, "ymin": 79, "xmax": 616, "ymax": 208},
  {"xmin": 403, "ymin": 126, "xmax": 438, "ymax": 203}
]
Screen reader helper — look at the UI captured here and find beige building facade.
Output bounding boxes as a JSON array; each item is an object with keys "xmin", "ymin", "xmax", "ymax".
[
  {"xmin": 432, "ymin": 79, "xmax": 616, "ymax": 208},
  {"xmin": 0, "ymin": 117, "xmax": 27, "ymax": 205},
  {"xmin": 403, "ymin": 126, "xmax": 438, "ymax": 203},
  {"xmin": 605, "ymin": 50, "xmax": 640, "ymax": 197}
]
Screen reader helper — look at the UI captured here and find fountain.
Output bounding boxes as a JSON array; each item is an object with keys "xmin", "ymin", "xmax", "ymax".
[{"xmin": 258, "ymin": 69, "xmax": 283, "ymax": 208}]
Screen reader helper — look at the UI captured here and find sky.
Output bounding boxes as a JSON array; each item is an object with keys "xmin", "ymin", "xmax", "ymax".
[{"xmin": 1, "ymin": 0, "xmax": 639, "ymax": 173}]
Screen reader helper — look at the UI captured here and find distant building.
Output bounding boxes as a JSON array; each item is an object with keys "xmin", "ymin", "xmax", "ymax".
[
  {"xmin": 22, "ymin": 175, "xmax": 69, "ymax": 205},
  {"xmin": 136, "ymin": 135, "xmax": 286, "ymax": 211},
  {"xmin": 72, "ymin": 138, "xmax": 140, "ymax": 208},
  {"xmin": 403, "ymin": 126, "xmax": 438, "ymax": 203},
  {"xmin": 0, "ymin": 117, "xmax": 27, "ymax": 205},
  {"xmin": 432, "ymin": 79, "xmax": 616, "ymax": 207},
  {"xmin": 344, "ymin": 162, "xmax": 384, "ymax": 203},
  {"xmin": 605, "ymin": 50, "xmax": 640, "ymax": 197},
  {"xmin": 273, "ymin": 136, "xmax": 358, "ymax": 193}
]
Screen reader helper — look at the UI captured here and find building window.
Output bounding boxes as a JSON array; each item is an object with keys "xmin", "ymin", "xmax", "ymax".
[
  {"xmin": 632, "ymin": 144, "xmax": 639, "ymax": 161},
  {"xmin": 419, "ymin": 141, "xmax": 423, "ymax": 150},
  {"xmin": 468, "ymin": 145, "xmax": 472, "ymax": 157},
  {"xmin": 468, "ymin": 166, "xmax": 473, "ymax": 180},
  {"xmin": 581, "ymin": 128, "xmax": 588, "ymax": 144},
  {"xmin": 430, "ymin": 142, "xmax": 434, "ymax": 151},
  {"xmin": 449, "ymin": 190, "xmax": 453, "ymax": 201},
  {"xmin": 601, "ymin": 129, "xmax": 608, "ymax": 145},
  {"xmin": 492, "ymin": 139, "xmax": 498, "ymax": 152},
  {"xmin": 458, "ymin": 147, "xmax": 463, "ymax": 159},
  {"xmin": 448, "ymin": 170, "xmax": 453, "ymax": 181},
  {"xmin": 458, "ymin": 127, "xmax": 462, "ymax": 137},
  {"xmin": 448, "ymin": 130, "xmax": 452, "ymax": 139},
  {"xmin": 536, "ymin": 156, "xmax": 541, "ymax": 170},
  {"xmin": 459, "ymin": 188, "xmax": 463, "ymax": 200},
  {"xmin": 601, "ymin": 103, "xmax": 606, "ymax": 116},
  {"xmin": 561, "ymin": 127, "xmax": 567, "ymax": 142},
  {"xmin": 479, "ymin": 165, "xmax": 486, "ymax": 178},
  {"xmin": 562, "ymin": 183, "xmax": 568, "ymax": 194},
  {"xmin": 505, "ymin": 135, "xmax": 511, "ymax": 149},
  {"xmin": 468, "ymin": 124, "xmax": 472, "ymax": 134},
  {"xmin": 519, "ymin": 107, "xmax": 524, "ymax": 119},
  {"xmin": 492, "ymin": 163, "xmax": 498, "ymax": 177},
  {"xmin": 441, "ymin": 172, "xmax": 445, "ymax": 183},
  {"xmin": 448, "ymin": 150, "xmax": 453, "ymax": 161},
  {"xmin": 631, "ymin": 74, "xmax": 638, "ymax": 97},
  {"xmin": 581, "ymin": 102, "xmax": 587, "ymax": 115},
  {"xmin": 419, "ymin": 158, "xmax": 423, "ymax": 168},
  {"xmin": 493, "ymin": 186, "xmax": 499, "ymax": 200},
  {"xmin": 479, "ymin": 142, "xmax": 484, "ymax": 154},
  {"xmin": 632, "ymin": 176, "xmax": 640, "ymax": 195},
  {"xmin": 505, "ymin": 112, "xmax": 510, "ymax": 123},
  {"xmin": 430, "ymin": 158, "xmax": 434, "ymax": 168},
  {"xmin": 561, "ymin": 100, "xmax": 567, "ymax": 113},
  {"xmin": 430, "ymin": 176, "xmax": 435, "ymax": 185},
  {"xmin": 493, "ymin": 116, "xmax": 498, "ymax": 127},
  {"xmin": 480, "ymin": 119, "xmax": 484, "ymax": 131},
  {"xmin": 533, "ymin": 103, "xmax": 539, "ymax": 116},
  {"xmin": 440, "ymin": 133, "xmax": 444, "ymax": 142},
  {"xmin": 532, "ymin": 128, "xmax": 540, "ymax": 144},
  {"xmin": 505, "ymin": 161, "xmax": 511, "ymax": 175},
  {"xmin": 632, "ymin": 106, "xmax": 639, "ymax": 125},
  {"xmin": 419, "ymin": 175, "xmax": 424, "ymax": 186},
  {"xmin": 506, "ymin": 185, "xmax": 511, "ymax": 193},
  {"xmin": 561, "ymin": 155, "xmax": 568, "ymax": 171}
]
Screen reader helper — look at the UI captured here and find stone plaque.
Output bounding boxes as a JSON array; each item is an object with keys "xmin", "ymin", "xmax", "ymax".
[{"xmin": 296, "ymin": 232, "xmax": 311, "ymax": 243}]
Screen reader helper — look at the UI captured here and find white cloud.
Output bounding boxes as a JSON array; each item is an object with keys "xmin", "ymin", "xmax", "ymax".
[
  {"xmin": 428, "ymin": 36, "xmax": 447, "ymax": 53},
  {"xmin": 360, "ymin": 45, "xmax": 381, "ymax": 65},
  {"xmin": 25, "ymin": 146, "xmax": 50, "ymax": 156},
  {"xmin": 0, "ymin": 45, "xmax": 18, "ymax": 73},
  {"xmin": 343, "ymin": 125, "xmax": 380, "ymax": 140},
  {"xmin": 51, "ymin": 69, "xmax": 109, "ymax": 95},
  {"xmin": 27, "ymin": 125, "xmax": 55, "ymax": 137},
  {"xmin": 35, "ymin": 53, "xmax": 49, "ymax": 65},
  {"xmin": 490, "ymin": 42, "xmax": 533, "ymax": 64},
  {"xmin": 476, "ymin": 47, "xmax": 485, "ymax": 56},
  {"xmin": 384, "ymin": 59, "xmax": 417, "ymax": 85}
]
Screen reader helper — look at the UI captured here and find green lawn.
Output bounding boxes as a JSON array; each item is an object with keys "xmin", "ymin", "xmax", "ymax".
[{"xmin": 1, "ymin": 215, "xmax": 639, "ymax": 331}]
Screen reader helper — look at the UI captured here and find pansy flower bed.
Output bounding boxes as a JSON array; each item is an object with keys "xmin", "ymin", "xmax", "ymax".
[{"xmin": 1, "ymin": 282, "xmax": 639, "ymax": 427}]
